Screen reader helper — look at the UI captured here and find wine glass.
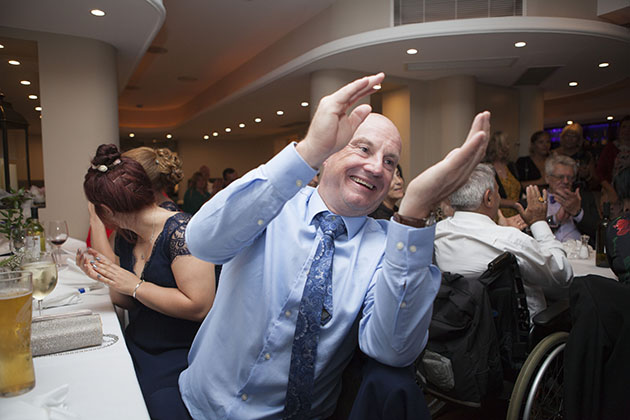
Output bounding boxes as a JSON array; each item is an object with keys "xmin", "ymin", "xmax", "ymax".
[
  {"xmin": 20, "ymin": 252, "xmax": 58, "ymax": 317},
  {"xmin": 48, "ymin": 220, "xmax": 69, "ymax": 267}
]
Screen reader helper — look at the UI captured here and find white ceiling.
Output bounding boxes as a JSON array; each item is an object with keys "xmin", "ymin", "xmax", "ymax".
[{"xmin": 1, "ymin": 0, "xmax": 630, "ymax": 144}]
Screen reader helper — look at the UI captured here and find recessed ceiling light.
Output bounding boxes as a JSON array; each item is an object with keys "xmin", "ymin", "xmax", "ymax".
[
  {"xmin": 276, "ymin": 110, "xmax": 284, "ymax": 116},
  {"xmin": 129, "ymin": 133, "xmax": 135, "ymax": 138},
  {"xmin": 0, "ymin": 44, "xmax": 4, "ymax": 49},
  {"xmin": 254, "ymin": 117, "xmax": 262, "ymax": 123},
  {"xmin": 406, "ymin": 48, "xmax": 418, "ymax": 55},
  {"xmin": 212, "ymin": 132, "xmax": 219, "ymax": 137},
  {"xmin": 567, "ymin": 120, "xmax": 573, "ymax": 125},
  {"xmin": 301, "ymin": 101, "xmax": 309, "ymax": 107},
  {"xmin": 373, "ymin": 84, "xmax": 382, "ymax": 90},
  {"xmin": 152, "ymin": 139, "xmax": 157, "ymax": 143},
  {"xmin": 28, "ymin": 95, "xmax": 38, "ymax": 100},
  {"xmin": 225, "ymin": 128, "xmax": 232, "ymax": 133},
  {"xmin": 568, "ymin": 81, "xmax": 578, "ymax": 87},
  {"xmin": 203, "ymin": 135, "xmax": 210, "ymax": 140},
  {"xmin": 239, "ymin": 123, "xmax": 245, "ymax": 128},
  {"xmin": 35, "ymin": 106, "xmax": 42, "ymax": 111},
  {"xmin": 8, "ymin": 60, "xmax": 20, "ymax": 66},
  {"xmin": 166, "ymin": 134, "xmax": 172, "ymax": 139},
  {"xmin": 607, "ymin": 116, "xmax": 614, "ymax": 120},
  {"xmin": 20, "ymin": 80, "xmax": 31, "ymax": 85},
  {"xmin": 514, "ymin": 41, "xmax": 527, "ymax": 48},
  {"xmin": 598, "ymin": 62, "xmax": 610, "ymax": 68},
  {"xmin": 90, "ymin": 9, "xmax": 106, "ymax": 17}
]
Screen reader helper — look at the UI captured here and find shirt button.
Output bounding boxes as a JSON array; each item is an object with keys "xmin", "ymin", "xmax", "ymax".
[
  {"xmin": 257, "ymin": 219, "xmax": 264, "ymax": 226},
  {"xmin": 264, "ymin": 353, "xmax": 271, "ymax": 360},
  {"xmin": 396, "ymin": 241, "xmax": 404, "ymax": 250},
  {"xmin": 409, "ymin": 245, "xmax": 417, "ymax": 253},
  {"xmin": 285, "ymin": 310, "xmax": 291, "ymax": 317},
  {"xmin": 296, "ymin": 179, "xmax": 303, "ymax": 187},
  {"xmin": 401, "ymin": 301, "xmax": 407, "ymax": 308},
  {"xmin": 241, "ymin": 393, "xmax": 248, "ymax": 401}
]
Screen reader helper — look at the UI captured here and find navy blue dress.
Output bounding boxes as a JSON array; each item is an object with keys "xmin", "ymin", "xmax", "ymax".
[{"xmin": 114, "ymin": 212, "xmax": 201, "ymax": 415}]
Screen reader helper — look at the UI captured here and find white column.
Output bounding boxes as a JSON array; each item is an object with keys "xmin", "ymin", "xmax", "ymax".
[
  {"xmin": 36, "ymin": 33, "xmax": 119, "ymax": 239},
  {"xmin": 518, "ymin": 86, "xmax": 544, "ymax": 157}
]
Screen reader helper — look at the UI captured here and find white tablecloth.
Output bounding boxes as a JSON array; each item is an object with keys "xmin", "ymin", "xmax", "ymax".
[
  {"xmin": 0, "ymin": 246, "xmax": 150, "ymax": 419},
  {"xmin": 569, "ymin": 254, "xmax": 617, "ymax": 280}
]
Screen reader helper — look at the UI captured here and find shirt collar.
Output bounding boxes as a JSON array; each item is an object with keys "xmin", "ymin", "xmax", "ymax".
[{"xmin": 307, "ymin": 189, "xmax": 366, "ymax": 239}]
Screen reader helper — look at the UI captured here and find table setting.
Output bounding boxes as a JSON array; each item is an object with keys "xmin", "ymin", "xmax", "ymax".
[
  {"xmin": 0, "ymin": 235, "xmax": 150, "ymax": 420},
  {"xmin": 561, "ymin": 236, "xmax": 617, "ymax": 280}
]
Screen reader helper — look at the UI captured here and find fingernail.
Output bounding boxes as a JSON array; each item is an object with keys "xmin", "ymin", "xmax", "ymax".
[{"xmin": 95, "ymin": 257, "xmax": 101, "ymax": 261}]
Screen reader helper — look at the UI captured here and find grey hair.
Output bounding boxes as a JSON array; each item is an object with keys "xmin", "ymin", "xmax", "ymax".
[
  {"xmin": 545, "ymin": 154, "xmax": 577, "ymax": 177},
  {"xmin": 449, "ymin": 163, "xmax": 496, "ymax": 211}
]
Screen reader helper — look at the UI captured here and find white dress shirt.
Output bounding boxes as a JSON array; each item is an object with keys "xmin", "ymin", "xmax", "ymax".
[
  {"xmin": 547, "ymin": 193, "xmax": 584, "ymax": 242},
  {"xmin": 179, "ymin": 143, "xmax": 441, "ymax": 419},
  {"xmin": 434, "ymin": 211, "xmax": 573, "ymax": 317}
]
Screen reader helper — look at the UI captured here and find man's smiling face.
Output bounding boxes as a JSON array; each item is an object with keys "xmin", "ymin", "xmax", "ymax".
[{"xmin": 318, "ymin": 114, "xmax": 401, "ymax": 217}]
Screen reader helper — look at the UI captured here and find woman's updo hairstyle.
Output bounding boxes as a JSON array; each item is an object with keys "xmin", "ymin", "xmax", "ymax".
[
  {"xmin": 122, "ymin": 147, "xmax": 184, "ymax": 192},
  {"xmin": 84, "ymin": 144, "xmax": 154, "ymax": 221}
]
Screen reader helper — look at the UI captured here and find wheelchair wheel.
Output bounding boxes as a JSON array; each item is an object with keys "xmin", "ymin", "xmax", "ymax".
[{"xmin": 507, "ymin": 332, "xmax": 569, "ymax": 420}]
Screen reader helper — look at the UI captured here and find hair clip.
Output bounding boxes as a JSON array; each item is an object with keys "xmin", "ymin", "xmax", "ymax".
[{"xmin": 92, "ymin": 158, "xmax": 121, "ymax": 173}]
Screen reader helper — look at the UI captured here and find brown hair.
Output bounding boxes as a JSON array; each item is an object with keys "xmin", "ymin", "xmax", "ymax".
[
  {"xmin": 83, "ymin": 144, "xmax": 155, "ymax": 223},
  {"xmin": 122, "ymin": 147, "xmax": 184, "ymax": 192}
]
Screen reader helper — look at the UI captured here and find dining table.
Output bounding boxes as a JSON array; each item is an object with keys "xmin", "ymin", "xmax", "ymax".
[
  {"xmin": 0, "ymin": 238, "xmax": 150, "ymax": 420},
  {"xmin": 569, "ymin": 253, "xmax": 616, "ymax": 280}
]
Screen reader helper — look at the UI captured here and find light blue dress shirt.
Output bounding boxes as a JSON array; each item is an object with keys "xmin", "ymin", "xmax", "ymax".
[
  {"xmin": 547, "ymin": 193, "xmax": 584, "ymax": 242},
  {"xmin": 180, "ymin": 143, "xmax": 440, "ymax": 419}
]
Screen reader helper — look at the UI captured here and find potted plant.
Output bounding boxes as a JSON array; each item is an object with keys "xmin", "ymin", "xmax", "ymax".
[{"xmin": 0, "ymin": 188, "xmax": 33, "ymax": 268}]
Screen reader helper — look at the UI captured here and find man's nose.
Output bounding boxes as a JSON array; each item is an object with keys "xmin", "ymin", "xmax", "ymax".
[{"xmin": 364, "ymin": 156, "xmax": 384, "ymax": 176}]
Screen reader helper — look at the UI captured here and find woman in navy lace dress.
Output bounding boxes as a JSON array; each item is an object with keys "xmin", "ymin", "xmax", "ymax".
[{"xmin": 79, "ymin": 144, "xmax": 215, "ymax": 418}]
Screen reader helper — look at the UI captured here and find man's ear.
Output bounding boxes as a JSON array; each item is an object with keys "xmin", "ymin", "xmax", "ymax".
[{"xmin": 482, "ymin": 189, "xmax": 493, "ymax": 208}]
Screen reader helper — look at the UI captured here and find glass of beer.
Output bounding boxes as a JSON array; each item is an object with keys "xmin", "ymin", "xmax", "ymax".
[
  {"xmin": 20, "ymin": 252, "xmax": 58, "ymax": 317},
  {"xmin": 0, "ymin": 270, "xmax": 35, "ymax": 397}
]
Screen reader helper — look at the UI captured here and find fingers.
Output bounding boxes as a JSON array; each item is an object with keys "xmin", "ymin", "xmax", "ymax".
[
  {"xmin": 346, "ymin": 104, "xmax": 373, "ymax": 133},
  {"xmin": 344, "ymin": 73, "xmax": 385, "ymax": 106}
]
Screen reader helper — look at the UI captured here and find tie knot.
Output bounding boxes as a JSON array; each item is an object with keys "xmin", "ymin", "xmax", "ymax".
[{"xmin": 316, "ymin": 212, "xmax": 346, "ymax": 240}]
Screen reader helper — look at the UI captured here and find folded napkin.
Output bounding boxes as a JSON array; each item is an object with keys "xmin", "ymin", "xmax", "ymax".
[
  {"xmin": 42, "ymin": 291, "xmax": 83, "ymax": 309},
  {"xmin": 0, "ymin": 384, "xmax": 79, "ymax": 419}
]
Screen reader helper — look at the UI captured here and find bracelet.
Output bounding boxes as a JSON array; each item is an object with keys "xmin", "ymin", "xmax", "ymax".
[
  {"xmin": 393, "ymin": 211, "xmax": 436, "ymax": 228},
  {"xmin": 132, "ymin": 279, "xmax": 145, "ymax": 299}
]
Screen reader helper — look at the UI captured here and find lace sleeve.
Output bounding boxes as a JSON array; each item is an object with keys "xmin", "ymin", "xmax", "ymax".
[{"xmin": 168, "ymin": 213, "xmax": 192, "ymax": 262}]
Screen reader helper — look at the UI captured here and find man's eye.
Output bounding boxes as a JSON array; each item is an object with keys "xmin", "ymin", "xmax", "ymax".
[
  {"xmin": 384, "ymin": 159, "xmax": 394, "ymax": 166},
  {"xmin": 359, "ymin": 146, "xmax": 369, "ymax": 153}
]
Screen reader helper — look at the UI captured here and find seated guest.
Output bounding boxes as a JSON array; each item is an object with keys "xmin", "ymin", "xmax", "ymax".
[
  {"xmin": 516, "ymin": 130, "xmax": 551, "ymax": 189},
  {"xmin": 178, "ymin": 73, "xmax": 490, "ymax": 420},
  {"xmin": 607, "ymin": 167, "xmax": 630, "ymax": 284},
  {"xmin": 78, "ymin": 144, "xmax": 215, "ymax": 419},
  {"xmin": 183, "ymin": 172, "xmax": 211, "ymax": 215},
  {"xmin": 369, "ymin": 164, "xmax": 404, "ymax": 220},
  {"xmin": 484, "ymin": 131, "xmax": 521, "ymax": 217},
  {"xmin": 434, "ymin": 163, "xmax": 572, "ymax": 318},
  {"xmin": 553, "ymin": 122, "xmax": 598, "ymax": 191},
  {"xmin": 545, "ymin": 154, "xmax": 599, "ymax": 243}
]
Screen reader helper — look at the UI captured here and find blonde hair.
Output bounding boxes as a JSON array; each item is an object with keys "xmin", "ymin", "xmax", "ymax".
[
  {"xmin": 483, "ymin": 131, "xmax": 509, "ymax": 163},
  {"xmin": 560, "ymin": 123, "xmax": 583, "ymax": 140},
  {"xmin": 122, "ymin": 147, "xmax": 184, "ymax": 192}
]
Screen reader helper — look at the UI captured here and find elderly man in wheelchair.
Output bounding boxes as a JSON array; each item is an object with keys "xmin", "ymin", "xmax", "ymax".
[{"xmin": 421, "ymin": 163, "xmax": 574, "ymax": 418}]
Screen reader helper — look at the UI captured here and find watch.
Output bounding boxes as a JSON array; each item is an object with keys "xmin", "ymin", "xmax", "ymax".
[{"xmin": 393, "ymin": 211, "xmax": 436, "ymax": 228}]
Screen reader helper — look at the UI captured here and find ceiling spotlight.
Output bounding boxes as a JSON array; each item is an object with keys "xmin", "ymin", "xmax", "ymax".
[
  {"xmin": 225, "ymin": 128, "xmax": 232, "ymax": 133},
  {"xmin": 203, "ymin": 135, "xmax": 210, "ymax": 140},
  {"xmin": 212, "ymin": 132, "xmax": 219, "ymax": 137},
  {"xmin": 276, "ymin": 110, "xmax": 284, "ymax": 116},
  {"xmin": 239, "ymin": 123, "xmax": 245, "ymax": 128},
  {"xmin": 28, "ymin": 95, "xmax": 38, "ymax": 100},
  {"xmin": 598, "ymin": 62, "xmax": 610, "ymax": 68},
  {"xmin": 568, "ymin": 81, "xmax": 578, "ymax": 87},
  {"xmin": 254, "ymin": 117, "xmax": 262, "ymax": 123},
  {"xmin": 406, "ymin": 48, "xmax": 418, "ymax": 55},
  {"xmin": 373, "ymin": 84, "xmax": 382, "ymax": 90},
  {"xmin": 567, "ymin": 120, "xmax": 574, "ymax": 125},
  {"xmin": 129, "ymin": 133, "xmax": 135, "ymax": 138},
  {"xmin": 166, "ymin": 134, "xmax": 172, "ymax": 139},
  {"xmin": 152, "ymin": 139, "xmax": 157, "ymax": 143},
  {"xmin": 607, "ymin": 116, "xmax": 614, "ymax": 120},
  {"xmin": 8, "ymin": 60, "xmax": 20, "ymax": 66},
  {"xmin": 35, "ymin": 106, "xmax": 42, "ymax": 111},
  {"xmin": 0, "ymin": 44, "xmax": 4, "ymax": 49},
  {"xmin": 20, "ymin": 80, "xmax": 31, "ymax": 85},
  {"xmin": 514, "ymin": 41, "xmax": 527, "ymax": 48},
  {"xmin": 301, "ymin": 101, "xmax": 309, "ymax": 107},
  {"xmin": 91, "ymin": 9, "xmax": 106, "ymax": 17}
]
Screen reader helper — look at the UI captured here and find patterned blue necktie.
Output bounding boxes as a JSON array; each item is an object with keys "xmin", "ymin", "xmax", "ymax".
[{"xmin": 283, "ymin": 212, "xmax": 346, "ymax": 419}]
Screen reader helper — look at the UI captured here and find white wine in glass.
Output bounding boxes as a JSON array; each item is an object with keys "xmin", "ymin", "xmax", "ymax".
[
  {"xmin": 21, "ymin": 253, "xmax": 58, "ymax": 316},
  {"xmin": 47, "ymin": 220, "xmax": 69, "ymax": 267}
]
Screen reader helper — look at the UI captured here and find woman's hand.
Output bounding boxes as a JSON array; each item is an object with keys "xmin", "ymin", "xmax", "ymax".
[{"xmin": 77, "ymin": 248, "xmax": 140, "ymax": 296}]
